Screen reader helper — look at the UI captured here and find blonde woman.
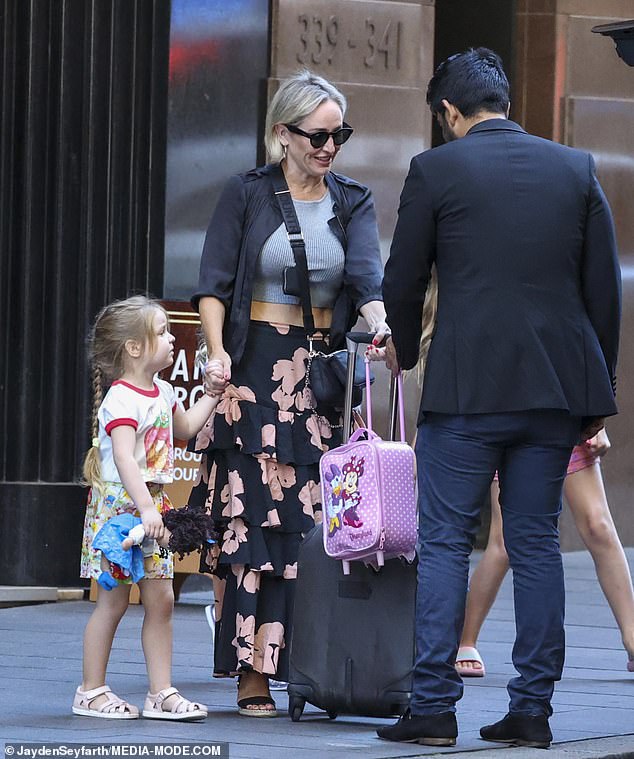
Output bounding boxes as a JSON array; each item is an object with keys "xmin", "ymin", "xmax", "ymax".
[{"xmin": 188, "ymin": 70, "xmax": 388, "ymax": 716}]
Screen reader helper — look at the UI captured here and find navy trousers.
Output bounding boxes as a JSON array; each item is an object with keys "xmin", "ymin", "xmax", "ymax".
[{"xmin": 410, "ymin": 410, "xmax": 580, "ymax": 717}]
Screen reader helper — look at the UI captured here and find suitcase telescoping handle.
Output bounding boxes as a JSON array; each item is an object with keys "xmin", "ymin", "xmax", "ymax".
[
  {"xmin": 344, "ymin": 331, "xmax": 406, "ymax": 444},
  {"xmin": 344, "ymin": 332, "xmax": 373, "ymax": 442}
]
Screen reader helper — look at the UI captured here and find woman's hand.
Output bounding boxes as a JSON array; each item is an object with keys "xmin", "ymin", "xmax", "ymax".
[
  {"xmin": 370, "ymin": 319, "xmax": 391, "ymax": 346},
  {"xmin": 204, "ymin": 358, "xmax": 229, "ymax": 397},
  {"xmin": 585, "ymin": 427, "xmax": 611, "ymax": 457},
  {"xmin": 359, "ymin": 301, "xmax": 390, "ymax": 363},
  {"xmin": 207, "ymin": 349, "xmax": 232, "ymax": 385},
  {"xmin": 359, "ymin": 302, "xmax": 390, "ymax": 341}
]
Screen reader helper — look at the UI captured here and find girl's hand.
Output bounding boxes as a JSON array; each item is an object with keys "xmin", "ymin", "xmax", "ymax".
[
  {"xmin": 579, "ymin": 416, "xmax": 605, "ymax": 445},
  {"xmin": 585, "ymin": 428, "xmax": 611, "ymax": 457},
  {"xmin": 204, "ymin": 359, "xmax": 229, "ymax": 397},
  {"xmin": 141, "ymin": 508, "xmax": 164, "ymax": 541},
  {"xmin": 208, "ymin": 349, "xmax": 232, "ymax": 383}
]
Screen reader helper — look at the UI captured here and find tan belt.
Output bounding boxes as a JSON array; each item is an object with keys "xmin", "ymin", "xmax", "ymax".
[{"xmin": 250, "ymin": 300, "xmax": 333, "ymax": 329}]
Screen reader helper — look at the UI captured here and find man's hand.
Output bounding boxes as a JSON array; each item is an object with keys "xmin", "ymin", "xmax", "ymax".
[
  {"xmin": 384, "ymin": 336, "xmax": 400, "ymax": 376},
  {"xmin": 579, "ymin": 416, "xmax": 605, "ymax": 444}
]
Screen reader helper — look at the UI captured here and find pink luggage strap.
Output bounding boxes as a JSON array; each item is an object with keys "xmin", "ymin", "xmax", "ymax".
[{"xmin": 362, "ymin": 357, "xmax": 406, "ymax": 442}]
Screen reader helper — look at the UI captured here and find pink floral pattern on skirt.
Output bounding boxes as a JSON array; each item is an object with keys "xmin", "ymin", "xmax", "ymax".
[{"xmin": 188, "ymin": 321, "xmax": 342, "ymax": 678}]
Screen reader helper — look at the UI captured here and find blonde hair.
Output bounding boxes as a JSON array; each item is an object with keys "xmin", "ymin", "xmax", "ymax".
[
  {"xmin": 83, "ymin": 295, "xmax": 168, "ymax": 492},
  {"xmin": 264, "ymin": 70, "xmax": 347, "ymax": 162},
  {"xmin": 412, "ymin": 266, "xmax": 438, "ymax": 385}
]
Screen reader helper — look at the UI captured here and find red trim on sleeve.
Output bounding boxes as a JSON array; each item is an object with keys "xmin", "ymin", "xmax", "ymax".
[
  {"xmin": 112, "ymin": 379, "xmax": 160, "ymax": 397},
  {"xmin": 105, "ymin": 418, "xmax": 139, "ymax": 435},
  {"xmin": 172, "ymin": 402, "xmax": 177, "ymax": 414}
]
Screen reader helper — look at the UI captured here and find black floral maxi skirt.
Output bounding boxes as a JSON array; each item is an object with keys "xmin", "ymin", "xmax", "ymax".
[{"xmin": 188, "ymin": 321, "xmax": 342, "ymax": 679}]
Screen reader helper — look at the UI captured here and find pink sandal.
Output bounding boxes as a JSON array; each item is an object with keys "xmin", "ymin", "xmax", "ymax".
[
  {"xmin": 72, "ymin": 685, "xmax": 139, "ymax": 719},
  {"xmin": 142, "ymin": 687, "xmax": 208, "ymax": 721}
]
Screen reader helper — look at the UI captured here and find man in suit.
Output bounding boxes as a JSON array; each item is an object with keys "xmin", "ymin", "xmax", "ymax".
[{"xmin": 378, "ymin": 48, "xmax": 621, "ymax": 748}]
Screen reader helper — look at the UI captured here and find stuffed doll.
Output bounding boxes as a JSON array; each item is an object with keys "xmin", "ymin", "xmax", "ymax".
[{"xmin": 93, "ymin": 506, "xmax": 216, "ymax": 590}]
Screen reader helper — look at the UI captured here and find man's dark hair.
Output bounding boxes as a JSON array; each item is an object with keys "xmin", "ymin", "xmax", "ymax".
[{"xmin": 426, "ymin": 47, "xmax": 510, "ymax": 118}]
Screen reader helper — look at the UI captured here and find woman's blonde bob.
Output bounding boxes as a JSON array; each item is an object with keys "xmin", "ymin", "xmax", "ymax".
[{"xmin": 264, "ymin": 70, "xmax": 347, "ymax": 163}]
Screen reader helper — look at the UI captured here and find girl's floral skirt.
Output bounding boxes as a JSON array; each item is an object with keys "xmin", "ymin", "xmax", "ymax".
[
  {"xmin": 188, "ymin": 320, "xmax": 342, "ymax": 678},
  {"xmin": 80, "ymin": 482, "xmax": 174, "ymax": 581}
]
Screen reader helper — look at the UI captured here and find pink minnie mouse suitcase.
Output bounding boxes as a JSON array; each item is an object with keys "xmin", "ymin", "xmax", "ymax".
[{"xmin": 320, "ymin": 337, "xmax": 417, "ymax": 574}]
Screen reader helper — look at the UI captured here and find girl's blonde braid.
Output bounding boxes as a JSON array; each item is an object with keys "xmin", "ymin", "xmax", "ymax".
[{"xmin": 82, "ymin": 365, "xmax": 105, "ymax": 494}]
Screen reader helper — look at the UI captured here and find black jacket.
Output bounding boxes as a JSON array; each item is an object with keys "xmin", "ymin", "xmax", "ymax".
[
  {"xmin": 384, "ymin": 119, "xmax": 621, "ymax": 422},
  {"xmin": 192, "ymin": 163, "xmax": 383, "ymax": 365}
]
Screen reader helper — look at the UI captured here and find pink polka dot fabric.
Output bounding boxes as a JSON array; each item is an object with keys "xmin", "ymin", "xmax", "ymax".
[{"xmin": 320, "ymin": 428, "xmax": 418, "ymax": 565}]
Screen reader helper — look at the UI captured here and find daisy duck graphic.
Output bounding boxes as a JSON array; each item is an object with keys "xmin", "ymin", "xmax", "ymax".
[
  {"xmin": 341, "ymin": 455, "xmax": 365, "ymax": 528},
  {"xmin": 324, "ymin": 463, "xmax": 345, "ymax": 536}
]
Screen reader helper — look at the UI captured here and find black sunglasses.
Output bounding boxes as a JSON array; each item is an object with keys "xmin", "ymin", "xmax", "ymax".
[{"xmin": 284, "ymin": 122, "xmax": 353, "ymax": 149}]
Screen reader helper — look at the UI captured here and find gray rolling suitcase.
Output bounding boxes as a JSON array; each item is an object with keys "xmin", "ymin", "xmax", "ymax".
[{"xmin": 287, "ymin": 332, "xmax": 417, "ymax": 721}]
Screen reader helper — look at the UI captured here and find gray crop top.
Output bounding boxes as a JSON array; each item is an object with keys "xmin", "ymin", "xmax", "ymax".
[{"xmin": 252, "ymin": 190, "xmax": 345, "ymax": 308}]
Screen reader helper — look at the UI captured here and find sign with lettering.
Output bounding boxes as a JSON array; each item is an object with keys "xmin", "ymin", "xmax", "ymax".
[
  {"xmin": 162, "ymin": 300, "xmax": 207, "ymax": 574},
  {"xmin": 272, "ymin": 0, "xmax": 423, "ymax": 86}
]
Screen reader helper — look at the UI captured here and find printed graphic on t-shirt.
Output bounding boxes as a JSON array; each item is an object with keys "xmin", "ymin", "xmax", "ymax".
[{"xmin": 144, "ymin": 409, "xmax": 173, "ymax": 475}]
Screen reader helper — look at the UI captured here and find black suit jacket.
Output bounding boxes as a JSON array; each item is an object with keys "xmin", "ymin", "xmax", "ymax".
[{"xmin": 383, "ymin": 119, "xmax": 621, "ymax": 423}]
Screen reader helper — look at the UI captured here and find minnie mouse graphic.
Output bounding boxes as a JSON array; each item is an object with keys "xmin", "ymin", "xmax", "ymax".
[{"xmin": 341, "ymin": 455, "xmax": 365, "ymax": 528}]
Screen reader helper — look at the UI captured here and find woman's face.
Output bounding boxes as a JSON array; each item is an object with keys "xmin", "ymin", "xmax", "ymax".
[{"xmin": 282, "ymin": 99, "xmax": 344, "ymax": 181}]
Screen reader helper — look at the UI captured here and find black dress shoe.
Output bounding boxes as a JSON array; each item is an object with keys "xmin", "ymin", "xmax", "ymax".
[
  {"xmin": 480, "ymin": 712, "xmax": 552, "ymax": 748},
  {"xmin": 377, "ymin": 708, "xmax": 457, "ymax": 746}
]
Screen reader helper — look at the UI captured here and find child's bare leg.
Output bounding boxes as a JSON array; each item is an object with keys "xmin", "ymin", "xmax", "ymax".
[
  {"xmin": 138, "ymin": 578, "xmax": 175, "ymax": 695},
  {"xmin": 565, "ymin": 464, "xmax": 634, "ymax": 659},
  {"xmin": 81, "ymin": 580, "xmax": 131, "ymax": 707},
  {"xmin": 459, "ymin": 482, "xmax": 510, "ymax": 672},
  {"xmin": 138, "ymin": 577, "xmax": 207, "ymax": 719}
]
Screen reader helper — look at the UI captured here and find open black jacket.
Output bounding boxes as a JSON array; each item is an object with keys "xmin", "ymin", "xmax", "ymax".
[
  {"xmin": 192, "ymin": 163, "xmax": 383, "ymax": 365},
  {"xmin": 384, "ymin": 119, "xmax": 621, "ymax": 423}
]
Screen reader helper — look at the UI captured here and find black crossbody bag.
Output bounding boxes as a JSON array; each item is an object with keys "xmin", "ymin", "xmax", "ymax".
[{"xmin": 270, "ymin": 165, "xmax": 370, "ymax": 410}]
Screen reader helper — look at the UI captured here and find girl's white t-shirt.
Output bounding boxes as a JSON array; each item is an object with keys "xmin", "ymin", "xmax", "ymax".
[{"xmin": 97, "ymin": 378, "xmax": 178, "ymax": 484}]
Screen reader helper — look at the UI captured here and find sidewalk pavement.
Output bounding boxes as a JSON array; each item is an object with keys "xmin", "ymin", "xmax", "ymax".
[{"xmin": 1, "ymin": 550, "xmax": 634, "ymax": 758}]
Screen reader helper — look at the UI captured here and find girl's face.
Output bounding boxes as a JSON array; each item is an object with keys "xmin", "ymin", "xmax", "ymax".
[
  {"xmin": 146, "ymin": 309, "xmax": 175, "ymax": 373},
  {"xmin": 282, "ymin": 99, "xmax": 344, "ymax": 181}
]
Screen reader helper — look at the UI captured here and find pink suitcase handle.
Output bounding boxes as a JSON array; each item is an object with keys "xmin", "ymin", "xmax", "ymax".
[
  {"xmin": 364, "ymin": 358, "xmax": 406, "ymax": 442},
  {"xmin": 347, "ymin": 427, "xmax": 381, "ymax": 444}
]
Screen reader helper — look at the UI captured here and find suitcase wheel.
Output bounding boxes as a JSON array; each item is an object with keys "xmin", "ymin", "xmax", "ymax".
[
  {"xmin": 327, "ymin": 710, "xmax": 338, "ymax": 720},
  {"xmin": 289, "ymin": 694, "xmax": 305, "ymax": 722}
]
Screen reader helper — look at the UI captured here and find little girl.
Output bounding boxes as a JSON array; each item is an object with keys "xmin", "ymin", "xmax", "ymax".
[{"xmin": 73, "ymin": 295, "xmax": 227, "ymax": 721}]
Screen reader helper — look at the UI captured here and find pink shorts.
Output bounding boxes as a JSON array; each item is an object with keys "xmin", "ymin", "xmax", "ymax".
[
  {"xmin": 494, "ymin": 443, "xmax": 599, "ymax": 482},
  {"xmin": 567, "ymin": 442, "xmax": 600, "ymax": 475}
]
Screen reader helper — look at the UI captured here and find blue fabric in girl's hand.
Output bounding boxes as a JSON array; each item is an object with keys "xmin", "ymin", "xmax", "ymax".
[
  {"xmin": 93, "ymin": 513, "xmax": 145, "ymax": 584},
  {"xmin": 97, "ymin": 571, "xmax": 119, "ymax": 591}
]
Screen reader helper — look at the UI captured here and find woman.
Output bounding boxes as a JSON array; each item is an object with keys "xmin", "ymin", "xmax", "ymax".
[{"xmin": 188, "ymin": 70, "xmax": 388, "ymax": 716}]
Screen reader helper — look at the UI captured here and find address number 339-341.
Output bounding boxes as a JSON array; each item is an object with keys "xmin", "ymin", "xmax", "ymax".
[{"xmin": 296, "ymin": 14, "xmax": 402, "ymax": 70}]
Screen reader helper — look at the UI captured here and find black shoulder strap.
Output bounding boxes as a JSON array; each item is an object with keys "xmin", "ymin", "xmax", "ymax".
[{"xmin": 270, "ymin": 164, "xmax": 315, "ymax": 334}]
